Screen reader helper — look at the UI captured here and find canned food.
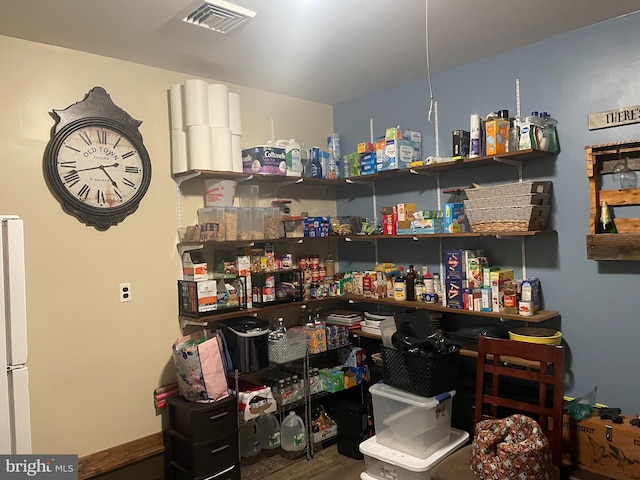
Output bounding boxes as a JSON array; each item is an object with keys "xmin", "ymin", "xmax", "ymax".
[{"xmin": 518, "ymin": 301, "xmax": 534, "ymax": 316}]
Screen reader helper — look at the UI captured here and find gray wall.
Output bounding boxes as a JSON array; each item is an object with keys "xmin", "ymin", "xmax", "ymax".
[{"xmin": 333, "ymin": 12, "xmax": 640, "ymax": 412}]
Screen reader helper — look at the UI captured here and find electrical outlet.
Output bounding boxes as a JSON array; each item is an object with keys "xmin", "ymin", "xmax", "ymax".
[{"xmin": 119, "ymin": 283, "xmax": 132, "ymax": 302}]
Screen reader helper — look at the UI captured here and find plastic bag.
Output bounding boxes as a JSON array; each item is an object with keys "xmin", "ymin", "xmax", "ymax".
[{"xmin": 567, "ymin": 385, "xmax": 597, "ymax": 421}]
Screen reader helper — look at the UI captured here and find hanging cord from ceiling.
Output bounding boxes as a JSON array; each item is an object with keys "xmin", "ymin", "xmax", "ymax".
[{"xmin": 425, "ymin": 0, "xmax": 435, "ymax": 123}]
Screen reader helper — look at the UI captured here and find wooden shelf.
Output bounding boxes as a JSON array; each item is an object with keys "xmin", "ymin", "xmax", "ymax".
[
  {"xmin": 586, "ymin": 233, "xmax": 640, "ymax": 260},
  {"xmin": 173, "ymin": 149, "xmax": 555, "ymax": 186},
  {"xmin": 342, "ymin": 294, "xmax": 559, "ymax": 323}
]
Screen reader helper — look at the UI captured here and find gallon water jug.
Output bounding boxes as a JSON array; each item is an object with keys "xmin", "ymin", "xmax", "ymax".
[
  {"xmin": 257, "ymin": 413, "xmax": 281, "ymax": 449},
  {"xmin": 277, "ymin": 139, "xmax": 302, "ymax": 177},
  {"xmin": 239, "ymin": 420, "xmax": 261, "ymax": 457},
  {"xmin": 280, "ymin": 411, "xmax": 306, "ymax": 452}
]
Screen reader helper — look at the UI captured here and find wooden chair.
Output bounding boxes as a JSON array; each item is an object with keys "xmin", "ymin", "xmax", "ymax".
[{"xmin": 431, "ymin": 336, "xmax": 564, "ymax": 480}]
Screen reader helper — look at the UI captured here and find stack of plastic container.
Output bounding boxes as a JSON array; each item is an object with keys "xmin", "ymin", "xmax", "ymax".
[{"xmin": 359, "ymin": 383, "xmax": 469, "ymax": 479}]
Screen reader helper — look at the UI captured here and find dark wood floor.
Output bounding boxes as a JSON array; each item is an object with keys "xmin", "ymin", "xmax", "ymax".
[{"xmin": 240, "ymin": 443, "xmax": 366, "ymax": 480}]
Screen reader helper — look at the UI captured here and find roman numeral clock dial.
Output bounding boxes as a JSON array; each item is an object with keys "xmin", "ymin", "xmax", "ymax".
[{"xmin": 44, "ymin": 87, "xmax": 152, "ymax": 230}]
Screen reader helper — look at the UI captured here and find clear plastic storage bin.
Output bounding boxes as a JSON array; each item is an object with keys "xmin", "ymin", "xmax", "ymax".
[{"xmin": 369, "ymin": 383, "xmax": 454, "ymax": 459}]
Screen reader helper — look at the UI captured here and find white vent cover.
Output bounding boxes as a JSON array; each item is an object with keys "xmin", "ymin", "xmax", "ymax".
[{"xmin": 183, "ymin": 0, "xmax": 256, "ymax": 33}]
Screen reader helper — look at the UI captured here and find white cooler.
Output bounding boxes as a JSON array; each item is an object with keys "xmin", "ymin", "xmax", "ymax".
[
  {"xmin": 359, "ymin": 427, "xmax": 469, "ymax": 480},
  {"xmin": 369, "ymin": 382, "xmax": 455, "ymax": 458}
]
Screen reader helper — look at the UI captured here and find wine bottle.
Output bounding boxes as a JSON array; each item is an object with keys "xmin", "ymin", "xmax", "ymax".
[
  {"xmin": 405, "ymin": 264, "xmax": 417, "ymax": 301},
  {"xmin": 598, "ymin": 201, "xmax": 617, "ymax": 234}
]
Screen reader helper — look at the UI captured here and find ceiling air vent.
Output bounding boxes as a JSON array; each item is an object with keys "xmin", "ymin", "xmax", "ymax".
[{"xmin": 183, "ymin": 0, "xmax": 256, "ymax": 34}]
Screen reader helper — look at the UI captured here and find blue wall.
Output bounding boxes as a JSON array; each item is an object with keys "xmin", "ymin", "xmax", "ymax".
[{"xmin": 333, "ymin": 12, "xmax": 640, "ymax": 411}]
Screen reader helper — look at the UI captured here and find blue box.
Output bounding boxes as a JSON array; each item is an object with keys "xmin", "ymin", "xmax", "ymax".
[
  {"xmin": 444, "ymin": 249, "xmax": 465, "ymax": 279},
  {"xmin": 360, "ymin": 152, "xmax": 377, "ymax": 175},
  {"xmin": 443, "ymin": 202, "xmax": 465, "ymax": 233},
  {"xmin": 304, "ymin": 216, "xmax": 331, "ymax": 237},
  {"xmin": 445, "ymin": 277, "xmax": 464, "ymax": 309},
  {"xmin": 397, "ymin": 218, "xmax": 444, "ymax": 235}
]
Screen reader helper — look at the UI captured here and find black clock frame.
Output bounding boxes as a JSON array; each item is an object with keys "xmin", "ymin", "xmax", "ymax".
[{"xmin": 43, "ymin": 87, "xmax": 152, "ymax": 230}]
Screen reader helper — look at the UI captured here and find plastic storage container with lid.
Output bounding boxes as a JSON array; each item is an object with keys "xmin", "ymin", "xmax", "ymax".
[
  {"xmin": 359, "ymin": 427, "xmax": 469, "ymax": 480},
  {"xmin": 197, "ymin": 206, "xmax": 226, "ymax": 241},
  {"xmin": 369, "ymin": 382, "xmax": 454, "ymax": 459}
]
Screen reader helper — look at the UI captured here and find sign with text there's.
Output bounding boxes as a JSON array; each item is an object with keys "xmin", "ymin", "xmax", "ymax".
[{"xmin": 588, "ymin": 104, "xmax": 640, "ymax": 130}]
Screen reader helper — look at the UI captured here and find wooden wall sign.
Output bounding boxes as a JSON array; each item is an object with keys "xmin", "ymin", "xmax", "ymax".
[{"xmin": 588, "ymin": 104, "xmax": 640, "ymax": 130}]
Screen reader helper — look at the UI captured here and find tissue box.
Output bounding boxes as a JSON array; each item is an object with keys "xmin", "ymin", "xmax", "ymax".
[{"xmin": 320, "ymin": 367, "xmax": 344, "ymax": 393}]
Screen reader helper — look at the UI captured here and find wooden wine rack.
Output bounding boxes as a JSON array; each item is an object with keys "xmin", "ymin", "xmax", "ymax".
[{"xmin": 585, "ymin": 139, "xmax": 640, "ymax": 260}]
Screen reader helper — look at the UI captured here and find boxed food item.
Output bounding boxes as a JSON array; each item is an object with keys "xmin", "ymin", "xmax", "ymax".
[
  {"xmin": 444, "ymin": 250, "xmax": 464, "ymax": 279},
  {"xmin": 369, "ymin": 383, "xmax": 455, "ymax": 459},
  {"xmin": 396, "ymin": 203, "xmax": 417, "ymax": 222},
  {"xmin": 396, "ymin": 218, "xmax": 444, "ymax": 235},
  {"xmin": 360, "ymin": 428, "xmax": 469, "ymax": 480},
  {"xmin": 343, "ymin": 365, "xmax": 369, "ymax": 389},
  {"xmin": 304, "ymin": 216, "xmax": 331, "ymax": 238},
  {"xmin": 485, "ymin": 118, "xmax": 510, "ymax": 155},
  {"xmin": 182, "ymin": 250, "xmax": 208, "ymax": 281},
  {"xmin": 443, "ymin": 202, "xmax": 465, "ymax": 233},
  {"xmin": 444, "ymin": 277, "xmax": 464, "ymax": 309},
  {"xmin": 242, "ymin": 145, "xmax": 286, "ymax": 176},
  {"xmin": 319, "ymin": 367, "xmax": 344, "ymax": 393},
  {"xmin": 337, "ymin": 346, "xmax": 367, "ymax": 367}
]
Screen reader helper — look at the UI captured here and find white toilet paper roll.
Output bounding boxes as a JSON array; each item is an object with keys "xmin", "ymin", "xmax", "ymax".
[
  {"xmin": 186, "ymin": 124, "xmax": 214, "ymax": 170},
  {"xmin": 212, "ymin": 126, "xmax": 233, "ymax": 172},
  {"xmin": 208, "ymin": 83, "xmax": 230, "ymax": 128},
  {"xmin": 183, "ymin": 78, "xmax": 209, "ymax": 126},
  {"xmin": 232, "ymin": 134, "xmax": 243, "ymax": 173},
  {"xmin": 171, "ymin": 128, "xmax": 188, "ymax": 175},
  {"xmin": 169, "ymin": 84, "xmax": 184, "ymax": 131},
  {"xmin": 229, "ymin": 92, "xmax": 242, "ymax": 135}
]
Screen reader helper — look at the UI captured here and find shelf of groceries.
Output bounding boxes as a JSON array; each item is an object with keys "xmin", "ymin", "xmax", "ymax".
[
  {"xmin": 173, "ymin": 148, "xmax": 556, "ymax": 186},
  {"xmin": 179, "ymin": 294, "xmax": 559, "ymax": 328}
]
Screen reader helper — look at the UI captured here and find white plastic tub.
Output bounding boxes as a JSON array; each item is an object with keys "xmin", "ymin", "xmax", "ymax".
[
  {"xmin": 369, "ymin": 382, "xmax": 454, "ymax": 458},
  {"xmin": 359, "ymin": 427, "xmax": 469, "ymax": 480}
]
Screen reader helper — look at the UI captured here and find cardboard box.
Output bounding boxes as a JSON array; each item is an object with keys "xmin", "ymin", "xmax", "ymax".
[
  {"xmin": 444, "ymin": 250, "xmax": 465, "ymax": 279},
  {"xmin": 443, "ymin": 202, "xmax": 465, "ymax": 233},
  {"xmin": 360, "ymin": 152, "xmax": 377, "ymax": 175},
  {"xmin": 485, "ymin": 118, "xmax": 510, "ymax": 155},
  {"xmin": 445, "ymin": 277, "xmax": 464, "ymax": 309},
  {"xmin": 182, "ymin": 251, "xmax": 208, "ymax": 281},
  {"xmin": 452, "ymin": 129, "xmax": 470, "ymax": 157},
  {"xmin": 396, "ymin": 218, "xmax": 444, "ymax": 235},
  {"xmin": 404, "ymin": 129, "xmax": 423, "ymax": 163},
  {"xmin": 337, "ymin": 346, "xmax": 367, "ymax": 367},
  {"xmin": 178, "ymin": 279, "xmax": 230, "ymax": 316},
  {"xmin": 396, "ymin": 203, "xmax": 417, "ymax": 222},
  {"xmin": 563, "ymin": 413, "xmax": 640, "ymax": 479}
]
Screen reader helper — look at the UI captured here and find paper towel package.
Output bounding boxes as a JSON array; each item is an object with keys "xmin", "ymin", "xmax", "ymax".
[{"xmin": 242, "ymin": 146, "xmax": 286, "ymax": 175}]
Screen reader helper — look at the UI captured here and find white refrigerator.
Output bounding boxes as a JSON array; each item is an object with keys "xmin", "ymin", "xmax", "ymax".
[{"xmin": 0, "ymin": 216, "xmax": 32, "ymax": 454}]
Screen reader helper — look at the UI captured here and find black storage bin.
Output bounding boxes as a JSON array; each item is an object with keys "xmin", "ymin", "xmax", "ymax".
[
  {"xmin": 216, "ymin": 317, "xmax": 270, "ymax": 373},
  {"xmin": 382, "ymin": 345, "xmax": 460, "ymax": 398}
]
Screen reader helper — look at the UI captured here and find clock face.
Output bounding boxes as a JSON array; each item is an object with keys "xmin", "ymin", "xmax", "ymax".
[{"xmin": 53, "ymin": 123, "xmax": 146, "ymax": 210}]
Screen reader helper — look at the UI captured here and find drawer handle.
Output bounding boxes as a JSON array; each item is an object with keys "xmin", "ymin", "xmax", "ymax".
[
  {"xmin": 210, "ymin": 444, "xmax": 230, "ymax": 455},
  {"xmin": 209, "ymin": 412, "xmax": 229, "ymax": 421}
]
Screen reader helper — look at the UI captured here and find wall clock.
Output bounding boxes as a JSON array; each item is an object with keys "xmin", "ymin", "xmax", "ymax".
[{"xmin": 44, "ymin": 86, "xmax": 152, "ymax": 230}]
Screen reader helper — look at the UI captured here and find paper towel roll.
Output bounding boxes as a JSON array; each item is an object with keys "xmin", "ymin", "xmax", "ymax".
[
  {"xmin": 183, "ymin": 78, "xmax": 209, "ymax": 126},
  {"xmin": 208, "ymin": 83, "xmax": 230, "ymax": 128},
  {"xmin": 229, "ymin": 92, "xmax": 242, "ymax": 135},
  {"xmin": 171, "ymin": 128, "xmax": 188, "ymax": 175},
  {"xmin": 232, "ymin": 133, "xmax": 243, "ymax": 173},
  {"xmin": 212, "ymin": 126, "xmax": 233, "ymax": 172},
  {"xmin": 186, "ymin": 124, "xmax": 214, "ymax": 170},
  {"xmin": 169, "ymin": 84, "xmax": 184, "ymax": 130}
]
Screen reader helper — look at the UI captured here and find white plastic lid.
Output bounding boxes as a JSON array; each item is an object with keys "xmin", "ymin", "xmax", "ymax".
[
  {"xmin": 359, "ymin": 428, "xmax": 469, "ymax": 472},
  {"xmin": 369, "ymin": 382, "xmax": 455, "ymax": 408}
]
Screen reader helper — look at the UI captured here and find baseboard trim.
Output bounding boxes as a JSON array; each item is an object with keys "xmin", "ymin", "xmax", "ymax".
[{"xmin": 78, "ymin": 432, "xmax": 165, "ymax": 479}]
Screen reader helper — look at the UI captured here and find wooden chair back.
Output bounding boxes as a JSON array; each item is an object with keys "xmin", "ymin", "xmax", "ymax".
[{"xmin": 474, "ymin": 336, "xmax": 564, "ymax": 468}]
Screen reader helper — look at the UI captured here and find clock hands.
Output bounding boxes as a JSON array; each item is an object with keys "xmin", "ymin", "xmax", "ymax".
[
  {"xmin": 99, "ymin": 165, "xmax": 121, "ymax": 192},
  {"xmin": 73, "ymin": 162, "xmax": 120, "ymax": 173}
]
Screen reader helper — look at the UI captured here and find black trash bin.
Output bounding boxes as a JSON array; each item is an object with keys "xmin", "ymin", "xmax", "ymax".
[{"xmin": 216, "ymin": 317, "xmax": 270, "ymax": 373}]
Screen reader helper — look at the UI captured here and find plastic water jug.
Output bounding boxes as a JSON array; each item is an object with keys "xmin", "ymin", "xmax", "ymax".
[
  {"xmin": 277, "ymin": 139, "xmax": 302, "ymax": 177},
  {"xmin": 239, "ymin": 420, "xmax": 261, "ymax": 457},
  {"xmin": 257, "ymin": 413, "xmax": 281, "ymax": 449},
  {"xmin": 280, "ymin": 411, "xmax": 306, "ymax": 451}
]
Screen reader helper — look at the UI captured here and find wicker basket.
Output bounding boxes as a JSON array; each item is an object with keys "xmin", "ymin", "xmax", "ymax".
[
  {"xmin": 466, "ymin": 205, "xmax": 550, "ymax": 232},
  {"xmin": 268, "ymin": 331, "xmax": 308, "ymax": 364},
  {"xmin": 464, "ymin": 193, "xmax": 550, "ymax": 210},
  {"xmin": 465, "ymin": 181, "xmax": 552, "ymax": 200}
]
